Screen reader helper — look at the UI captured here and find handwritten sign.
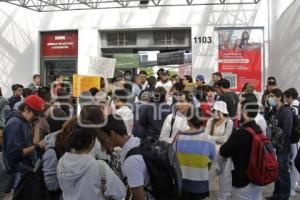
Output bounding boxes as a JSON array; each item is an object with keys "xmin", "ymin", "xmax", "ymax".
[
  {"xmin": 89, "ymin": 56, "xmax": 116, "ymax": 78},
  {"xmin": 72, "ymin": 74, "xmax": 101, "ymax": 97}
]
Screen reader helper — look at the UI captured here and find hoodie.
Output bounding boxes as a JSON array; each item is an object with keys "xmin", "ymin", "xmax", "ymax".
[
  {"xmin": 3, "ymin": 113, "xmax": 34, "ymax": 172},
  {"xmin": 42, "ymin": 131, "xmax": 60, "ymax": 191},
  {"xmin": 57, "ymin": 152, "xmax": 126, "ymax": 200},
  {"xmin": 43, "ymin": 132, "xmax": 110, "ymax": 192}
]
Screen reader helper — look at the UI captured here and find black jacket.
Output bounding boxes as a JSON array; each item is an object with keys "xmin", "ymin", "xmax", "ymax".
[
  {"xmin": 218, "ymin": 92, "xmax": 239, "ymax": 118},
  {"xmin": 265, "ymin": 105, "xmax": 293, "ymax": 154},
  {"xmin": 139, "ymin": 102, "xmax": 172, "ymax": 138},
  {"xmin": 220, "ymin": 121, "xmax": 262, "ymax": 188}
]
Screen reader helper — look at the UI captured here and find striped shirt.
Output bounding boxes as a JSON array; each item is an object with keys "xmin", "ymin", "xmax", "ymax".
[{"xmin": 174, "ymin": 130, "xmax": 216, "ymax": 195}]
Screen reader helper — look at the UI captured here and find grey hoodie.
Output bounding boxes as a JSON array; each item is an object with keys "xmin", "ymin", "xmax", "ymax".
[
  {"xmin": 42, "ymin": 131, "xmax": 60, "ymax": 191},
  {"xmin": 42, "ymin": 131, "xmax": 111, "ymax": 192},
  {"xmin": 57, "ymin": 152, "xmax": 126, "ymax": 200}
]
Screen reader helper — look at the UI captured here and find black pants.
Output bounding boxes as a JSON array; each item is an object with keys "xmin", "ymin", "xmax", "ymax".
[{"xmin": 179, "ymin": 191, "xmax": 209, "ymax": 200}]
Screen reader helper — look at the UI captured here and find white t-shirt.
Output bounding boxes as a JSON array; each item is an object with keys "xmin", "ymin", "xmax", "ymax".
[
  {"xmin": 121, "ymin": 136, "xmax": 155, "ymax": 200},
  {"xmin": 114, "ymin": 106, "xmax": 134, "ymax": 135},
  {"xmin": 156, "ymin": 81, "xmax": 172, "ymax": 94},
  {"xmin": 160, "ymin": 112, "xmax": 189, "ymax": 143}
]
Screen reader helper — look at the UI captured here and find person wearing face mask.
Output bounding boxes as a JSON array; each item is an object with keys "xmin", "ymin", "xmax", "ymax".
[
  {"xmin": 205, "ymin": 101, "xmax": 234, "ymax": 200},
  {"xmin": 265, "ymin": 89, "xmax": 293, "ymax": 200},
  {"xmin": 124, "ymin": 70, "xmax": 133, "ymax": 82}
]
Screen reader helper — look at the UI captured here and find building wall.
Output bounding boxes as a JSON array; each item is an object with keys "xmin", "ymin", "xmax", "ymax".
[
  {"xmin": 0, "ymin": 1, "xmax": 269, "ymax": 97},
  {"xmin": 268, "ymin": 0, "xmax": 300, "ymax": 92}
]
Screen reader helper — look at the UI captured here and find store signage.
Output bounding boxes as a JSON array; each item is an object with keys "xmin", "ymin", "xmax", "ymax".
[
  {"xmin": 218, "ymin": 28, "xmax": 263, "ymax": 92},
  {"xmin": 88, "ymin": 56, "xmax": 116, "ymax": 78},
  {"xmin": 72, "ymin": 74, "xmax": 101, "ymax": 97},
  {"xmin": 113, "ymin": 54, "xmax": 139, "ymax": 68},
  {"xmin": 41, "ymin": 31, "xmax": 78, "ymax": 57},
  {"xmin": 157, "ymin": 51, "xmax": 185, "ymax": 66}
]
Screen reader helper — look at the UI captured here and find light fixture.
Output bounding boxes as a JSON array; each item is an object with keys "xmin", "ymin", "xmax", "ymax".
[{"xmin": 220, "ymin": 0, "xmax": 225, "ymax": 4}]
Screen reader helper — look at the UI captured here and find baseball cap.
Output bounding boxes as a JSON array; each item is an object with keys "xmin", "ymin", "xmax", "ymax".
[
  {"xmin": 24, "ymin": 95, "xmax": 45, "ymax": 112},
  {"xmin": 267, "ymin": 76, "xmax": 277, "ymax": 86},
  {"xmin": 157, "ymin": 68, "xmax": 165, "ymax": 76},
  {"xmin": 196, "ymin": 75, "xmax": 205, "ymax": 81}
]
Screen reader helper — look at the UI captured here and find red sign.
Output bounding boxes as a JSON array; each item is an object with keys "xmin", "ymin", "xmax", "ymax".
[
  {"xmin": 41, "ymin": 31, "xmax": 78, "ymax": 57},
  {"xmin": 219, "ymin": 49, "xmax": 262, "ymax": 92},
  {"xmin": 218, "ymin": 29, "xmax": 263, "ymax": 92}
]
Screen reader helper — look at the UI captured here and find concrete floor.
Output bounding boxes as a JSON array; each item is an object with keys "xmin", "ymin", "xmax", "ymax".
[
  {"xmin": 3, "ymin": 184, "xmax": 300, "ymax": 200},
  {"xmin": 205, "ymin": 184, "xmax": 300, "ymax": 199}
]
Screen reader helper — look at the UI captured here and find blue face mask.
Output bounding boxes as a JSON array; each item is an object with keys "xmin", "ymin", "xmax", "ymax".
[{"xmin": 268, "ymin": 97, "xmax": 277, "ymax": 107}]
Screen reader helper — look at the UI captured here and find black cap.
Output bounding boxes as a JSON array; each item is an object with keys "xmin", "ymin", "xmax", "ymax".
[
  {"xmin": 157, "ymin": 68, "xmax": 165, "ymax": 76},
  {"xmin": 267, "ymin": 76, "xmax": 277, "ymax": 86}
]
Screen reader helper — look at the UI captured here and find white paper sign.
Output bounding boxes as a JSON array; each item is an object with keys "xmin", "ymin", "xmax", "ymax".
[{"xmin": 89, "ymin": 56, "xmax": 116, "ymax": 78}]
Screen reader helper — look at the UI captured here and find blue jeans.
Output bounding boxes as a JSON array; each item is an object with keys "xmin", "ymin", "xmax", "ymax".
[{"xmin": 274, "ymin": 152, "xmax": 291, "ymax": 200}]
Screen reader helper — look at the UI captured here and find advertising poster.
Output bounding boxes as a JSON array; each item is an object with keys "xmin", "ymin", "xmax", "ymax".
[
  {"xmin": 72, "ymin": 74, "xmax": 101, "ymax": 97},
  {"xmin": 218, "ymin": 28, "xmax": 263, "ymax": 92}
]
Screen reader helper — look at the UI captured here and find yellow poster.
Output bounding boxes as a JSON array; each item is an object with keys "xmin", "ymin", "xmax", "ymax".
[{"xmin": 72, "ymin": 74, "xmax": 101, "ymax": 97}]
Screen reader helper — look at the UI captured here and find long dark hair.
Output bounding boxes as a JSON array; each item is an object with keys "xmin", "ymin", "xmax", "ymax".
[{"xmin": 55, "ymin": 117, "xmax": 77, "ymax": 158}]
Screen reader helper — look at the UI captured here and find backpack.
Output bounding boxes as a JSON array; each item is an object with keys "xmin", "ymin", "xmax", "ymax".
[
  {"xmin": 13, "ymin": 147, "xmax": 61, "ymax": 200},
  {"xmin": 290, "ymin": 105, "xmax": 300, "ymax": 144},
  {"xmin": 125, "ymin": 137, "xmax": 182, "ymax": 200},
  {"xmin": 245, "ymin": 127, "xmax": 279, "ymax": 186}
]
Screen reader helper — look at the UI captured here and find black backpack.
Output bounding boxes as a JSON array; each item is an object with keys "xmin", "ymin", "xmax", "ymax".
[
  {"xmin": 290, "ymin": 105, "xmax": 300, "ymax": 144},
  {"xmin": 13, "ymin": 147, "xmax": 61, "ymax": 200},
  {"xmin": 125, "ymin": 137, "xmax": 182, "ymax": 200}
]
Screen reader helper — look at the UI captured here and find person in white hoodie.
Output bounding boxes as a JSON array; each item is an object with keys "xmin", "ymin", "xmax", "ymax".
[
  {"xmin": 284, "ymin": 88, "xmax": 300, "ymax": 197},
  {"xmin": 57, "ymin": 122, "xmax": 126, "ymax": 200},
  {"xmin": 160, "ymin": 92, "xmax": 192, "ymax": 143}
]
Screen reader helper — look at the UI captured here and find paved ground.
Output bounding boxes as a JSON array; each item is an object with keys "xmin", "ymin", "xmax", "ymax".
[
  {"xmin": 3, "ymin": 184, "xmax": 300, "ymax": 200},
  {"xmin": 205, "ymin": 184, "xmax": 300, "ymax": 199}
]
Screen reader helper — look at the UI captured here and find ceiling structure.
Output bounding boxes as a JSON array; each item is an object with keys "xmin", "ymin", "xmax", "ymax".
[{"xmin": 0, "ymin": 0, "xmax": 260, "ymax": 12}]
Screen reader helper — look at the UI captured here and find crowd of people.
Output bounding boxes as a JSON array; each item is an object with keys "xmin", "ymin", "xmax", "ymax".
[{"xmin": 0, "ymin": 70, "xmax": 300, "ymax": 200}]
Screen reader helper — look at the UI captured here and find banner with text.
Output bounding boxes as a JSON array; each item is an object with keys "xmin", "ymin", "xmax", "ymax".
[
  {"xmin": 218, "ymin": 28, "xmax": 263, "ymax": 92},
  {"xmin": 88, "ymin": 56, "xmax": 116, "ymax": 78}
]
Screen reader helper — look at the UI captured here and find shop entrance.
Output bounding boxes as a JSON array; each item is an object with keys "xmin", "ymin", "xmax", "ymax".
[{"xmin": 41, "ymin": 59, "xmax": 77, "ymax": 87}]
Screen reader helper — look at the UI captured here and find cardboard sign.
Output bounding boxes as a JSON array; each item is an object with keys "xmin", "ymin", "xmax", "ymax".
[
  {"xmin": 72, "ymin": 74, "xmax": 100, "ymax": 97},
  {"xmin": 88, "ymin": 56, "xmax": 116, "ymax": 78}
]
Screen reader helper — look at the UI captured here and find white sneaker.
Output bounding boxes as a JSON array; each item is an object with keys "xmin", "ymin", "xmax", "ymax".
[{"xmin": 290, "ymin": 190, "xmax": 296, "ymax": 197}]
